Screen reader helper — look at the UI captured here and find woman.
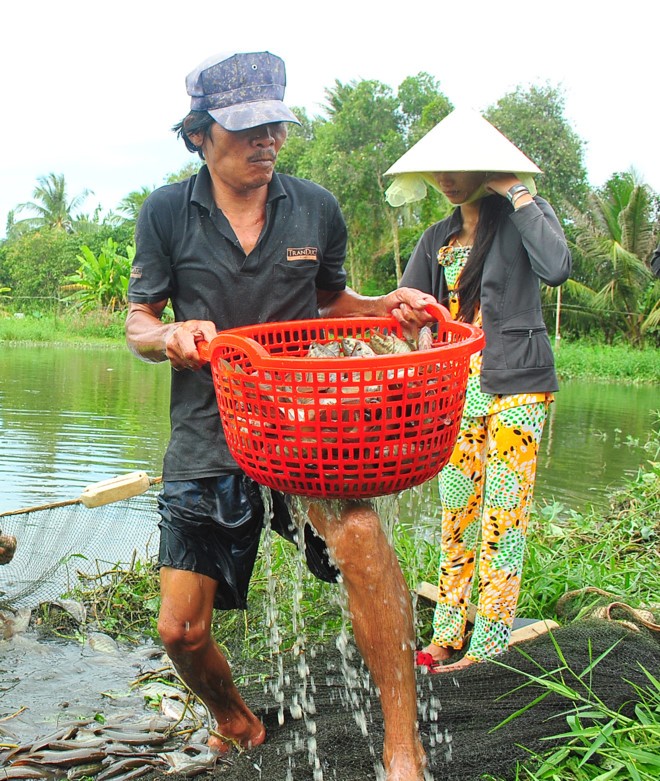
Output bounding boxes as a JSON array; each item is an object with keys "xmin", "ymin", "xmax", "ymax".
[{"xmin": 385, "ymin": 108, "xmax": 572, "ymax": 671}]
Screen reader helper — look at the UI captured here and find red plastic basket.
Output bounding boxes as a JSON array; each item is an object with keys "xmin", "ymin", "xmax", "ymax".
[{"xmin": 198, "ymin": 303, "xmax": 484, "ymax": 499}]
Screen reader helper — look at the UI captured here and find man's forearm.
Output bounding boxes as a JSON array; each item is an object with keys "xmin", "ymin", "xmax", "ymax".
[{"xmin": 125, "ymin": 307, "xmax": 178, "ymax": 364}]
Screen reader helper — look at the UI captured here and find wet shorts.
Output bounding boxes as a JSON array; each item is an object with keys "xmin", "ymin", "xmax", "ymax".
[{"xmin": 157, "ymin": 475, "xmax": 340, "ymax": 610}]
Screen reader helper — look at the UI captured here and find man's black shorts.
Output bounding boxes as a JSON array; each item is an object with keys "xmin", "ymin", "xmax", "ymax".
[{"xmin": 157, "ymin": 475, "xmax": 339, "ymax": 610}]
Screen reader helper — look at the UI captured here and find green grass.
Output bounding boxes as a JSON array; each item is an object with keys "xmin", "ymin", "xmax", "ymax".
[
  {"xmin": 554, "ymin": 341, "xmax": 659, "ymax": 384},
  {"xmin": 2, "ymin": 311, "xmax": 658, "ymax": 383},
  {"xmin": 47, "ymin": 425, "xmax": 659, "ymax": 779},
  {"xmin": 482, "ymin": 655, "xmax": 660, "ymax": 781},
  {"xmin": 0, "ymin": 310, "xmax": 125, "ymax": 345}
]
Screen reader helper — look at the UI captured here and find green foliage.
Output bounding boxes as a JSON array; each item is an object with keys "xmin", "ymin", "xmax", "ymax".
[
  {"xmin": 0, "ymin": 310, "xmax": 127, "ymax": 343},
  {"xmin": 554, "ymin": 341, "xmax": 660, "ymax": 384},
  {"xmin": 485, "ymin": 84, "xmax": 590, "ymax": 216},
  {"xmin": 0, "ymin": 227, "xmax": 81, "ymax": 302},
  {"xmin": 164, "ymin": 162, "xmax": 201, "ymax": 184},
  {"xmin": 3, "ymin": 75, "xmax": 658, "ymax": 347},
  {"xmin": 113, "ymin": 186, "xmax": 153, "ymax": 226},
  {"xmin": 396, "ymin": 72, "xmax": 454, "ymax": 141},
  {"xmin": 562, "ymin": 171, "xmax": 660, "ymax": 345},
  {"xmin": 0, "ymin": 284, "xmax": 10, "ymax": 314},
  {"xmin": 485, "ymin": 652, "xmax": 660, "ymax": 781},
  {"xmin": 62, "ymin": 238, "xmax": 134, "ymax": 313},
  {"xmin": 68, "ymin": 559, "xmax": 161, "ymax": 643},
  {"xmin": 273, "ymin": 106, "xmax": 317, "ymax": 176}
]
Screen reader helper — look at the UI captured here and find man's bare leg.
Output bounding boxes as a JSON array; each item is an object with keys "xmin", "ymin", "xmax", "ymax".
[
  {"xmin": 158, "ymin": 567, "xmax": 265, "ymax": 752},
  {"xmin": 307, "ymin": 502, "xmax": 427, "ymax": 781}
]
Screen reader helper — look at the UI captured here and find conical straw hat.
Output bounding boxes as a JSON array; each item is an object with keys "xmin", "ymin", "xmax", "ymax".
[{"xmin": 384, "ymin": 107, "xmax": 541, "ymax": 206}]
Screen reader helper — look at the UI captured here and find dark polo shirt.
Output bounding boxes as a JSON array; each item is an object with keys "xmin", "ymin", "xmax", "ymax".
[{"xmin": 128, "ymin": 165, "xmax": 348, "ymax": 479}]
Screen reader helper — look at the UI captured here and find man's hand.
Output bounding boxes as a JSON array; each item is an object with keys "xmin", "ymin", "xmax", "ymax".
[
  {"xmin": 383, "ymin": 287, "xmax": 437, "ymax": 328},
  {"xmin": 0, "ymin": 532, "xmax": 17, "ymax": 565},
  {"xmin": 126, "ymin": 302, "xmax": 217, "ymax": 370},
  {"xmin": 165, "ymin": 320, "xmax": 218, "ymax": 371}
]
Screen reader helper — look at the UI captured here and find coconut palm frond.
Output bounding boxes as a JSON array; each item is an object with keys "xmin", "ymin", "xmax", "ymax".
[
  {"xmin": 561, "ymin": 277, "xmax": 601, "ymax": 306},
  {"xmin": 608, "ymin": 242, "xmax": 653, "ymax": 297},
  {"xmin": 620, "ymin": 185, "xmax": 655, "ymax": 260},
  {"xmin": 14, "ymin": 173, "xmax": 93, "ymax": 233}
]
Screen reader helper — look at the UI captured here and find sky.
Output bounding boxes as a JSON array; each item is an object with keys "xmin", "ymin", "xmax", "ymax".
[{"xmin": 1, "ymin": 1, "xmax": 657, "ymax": 239}]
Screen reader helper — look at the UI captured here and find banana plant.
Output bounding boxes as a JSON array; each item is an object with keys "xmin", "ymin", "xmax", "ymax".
[{"xmin": 61, "ymin": 238, "xmax": 134, "ymax": 312}]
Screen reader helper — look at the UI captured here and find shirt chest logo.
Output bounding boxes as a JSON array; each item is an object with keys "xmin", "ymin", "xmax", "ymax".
[{"xmin": 287, "ymin": 247, "xmax": 319, "ymax": 262}]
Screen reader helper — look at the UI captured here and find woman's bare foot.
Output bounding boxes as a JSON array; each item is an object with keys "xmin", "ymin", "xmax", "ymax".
[
  {"xmin": 415, "ymin": 642, "xmax": 455, "ymax": 671},
  {"xmin": 422, "ymin": 642, "xmax": 453, "ymax": 663},
  {"xmin": 432, "ymin": 655, "xmax": 477, "ymax": 673}
]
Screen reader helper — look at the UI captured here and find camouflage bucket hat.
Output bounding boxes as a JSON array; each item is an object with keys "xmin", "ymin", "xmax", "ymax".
[{"xmin": 186, "ymin": 51, "xmax": 300, "ymax": 131}]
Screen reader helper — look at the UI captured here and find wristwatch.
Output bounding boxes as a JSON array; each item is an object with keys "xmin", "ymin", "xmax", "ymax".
[{"xmin": 506, "ymin": 184, "xmax": 529, "ymax": 203}]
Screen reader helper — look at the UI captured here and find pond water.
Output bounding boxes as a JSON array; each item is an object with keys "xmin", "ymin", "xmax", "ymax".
[{"xmin": 1, "ymin": 344, "xmax": 657, "ymax": 515}]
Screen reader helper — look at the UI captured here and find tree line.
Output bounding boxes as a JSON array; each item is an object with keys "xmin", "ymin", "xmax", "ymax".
[{"xmin": 1, "ymin": 74, "xmax": 658, "ymax": 346}]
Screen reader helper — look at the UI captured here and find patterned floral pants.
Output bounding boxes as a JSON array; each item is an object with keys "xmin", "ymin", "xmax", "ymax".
[{"xmin": 431, "ymin": 402, "xmax": 548, "ymax": 661}]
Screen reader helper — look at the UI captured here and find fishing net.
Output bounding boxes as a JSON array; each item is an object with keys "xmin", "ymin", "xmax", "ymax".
[
  {"xmin": 154, "ymin": 618, "xmax": 660, "ymax": 781},
  {"xmin": 0, "ymin": 489, "xmax": 162, "ymax": 610}
]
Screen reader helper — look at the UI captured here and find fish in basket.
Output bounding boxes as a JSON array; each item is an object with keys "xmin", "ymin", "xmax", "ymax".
[{"xmin": 197, "ymin": 303, "xmax": 484, "ymax": 499}]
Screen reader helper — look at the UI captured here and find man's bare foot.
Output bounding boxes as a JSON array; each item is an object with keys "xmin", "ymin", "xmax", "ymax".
[
  {"xmin": 207, "ymin": 721, "xmax": 266, "ymax": 754},
  {"xmin": 384, "ymin": 741, "xmax": 427, "ymax": 781}
]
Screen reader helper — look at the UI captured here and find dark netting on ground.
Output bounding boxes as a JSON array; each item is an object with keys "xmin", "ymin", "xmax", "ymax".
[
  {"xmin": 143, "ymin": 620, "xmax": 660, "ymax": 781},
  {"xmin": 0, "ymin": 491, "xmax": 161, "ymax": 609}
]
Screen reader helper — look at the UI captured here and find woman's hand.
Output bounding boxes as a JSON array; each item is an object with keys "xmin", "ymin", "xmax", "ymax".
[
  {"xmin": 485, "ymin": 174, "xmax": 534, "ymax": 209},
  {"xmin": 485, "ymin": 173, "xmax": 521, "ymax": 196}
]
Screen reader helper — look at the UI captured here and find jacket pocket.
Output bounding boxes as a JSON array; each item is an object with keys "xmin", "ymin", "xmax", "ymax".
[{"xmin": 500, "ymin": 326, "xmax": 554, "ymax": 369}]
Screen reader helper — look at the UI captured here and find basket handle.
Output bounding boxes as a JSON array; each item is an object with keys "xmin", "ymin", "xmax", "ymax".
[
  {"xmin": 424, "ymin": 302, "xmax": 452, "ymax": 323},
  {"xmin": 197, "ymin": 332, "xmax": 271, "ymax": 365},
  {"xmin": 424, "ymin": 301, "xmax": 485, "ymax": 347}
]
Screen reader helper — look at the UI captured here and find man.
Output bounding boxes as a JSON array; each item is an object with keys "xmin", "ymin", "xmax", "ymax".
[{"xmin": 126, "ymin": 51, "xmax": 433, "ymax": 781}]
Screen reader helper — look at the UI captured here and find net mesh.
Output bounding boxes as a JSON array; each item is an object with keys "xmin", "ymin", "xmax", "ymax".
[
  {"xmin": 0, "ymin": 491, "xmax": 161, "ymax": 609},
  {"xmin": 157, "ymin": 621, "xmax": 659, "ymax": 781}
]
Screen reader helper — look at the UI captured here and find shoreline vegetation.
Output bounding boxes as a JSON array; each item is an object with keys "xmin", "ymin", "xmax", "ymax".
[{"xmin": 1, "ymin": 311, "xmax": 658, "ymax": 384}]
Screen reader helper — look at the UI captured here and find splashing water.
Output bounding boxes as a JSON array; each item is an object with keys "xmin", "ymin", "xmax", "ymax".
[{"xmin": 257, "ymin": 487, "xmax": 451, "ymax": 778}]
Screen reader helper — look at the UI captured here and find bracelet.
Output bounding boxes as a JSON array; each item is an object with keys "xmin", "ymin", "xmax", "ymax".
[
  {"xmin": 506, "ymin": 184, "xmax": 529, "ymax": 204},
  {"xmin": 512, "ymin": 189, "xmax": 532, "ymax": 205}
]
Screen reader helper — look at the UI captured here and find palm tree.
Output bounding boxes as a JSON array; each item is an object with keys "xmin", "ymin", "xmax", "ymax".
[
  {"xmin": 116, "ymin": 186, "xmax": 153, "ymax": 222},
  {"xmin": 14, "ymin": 173, "xmax": 92, "ymax": 233},
  {"xmin": 560, "ymin": 170, "xmax": 659, "ymax": 345}
]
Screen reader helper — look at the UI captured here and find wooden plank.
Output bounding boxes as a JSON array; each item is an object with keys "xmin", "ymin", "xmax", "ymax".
[
  {"xmin": 415, "ymin": 582, "xmax": 477, "ymax": 623},
  {"xmin": 415, "ymin": 581, "xmax": 558, "ymax": 645},
  {"xmin": 509, "ymin": 619, "xmax": 559, "ymax": 645}
]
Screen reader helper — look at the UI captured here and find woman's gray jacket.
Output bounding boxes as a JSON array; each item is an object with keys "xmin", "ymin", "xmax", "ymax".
[{"xmin": 400, "ymin": 197, "xmax": 572, "ymax": 395}]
